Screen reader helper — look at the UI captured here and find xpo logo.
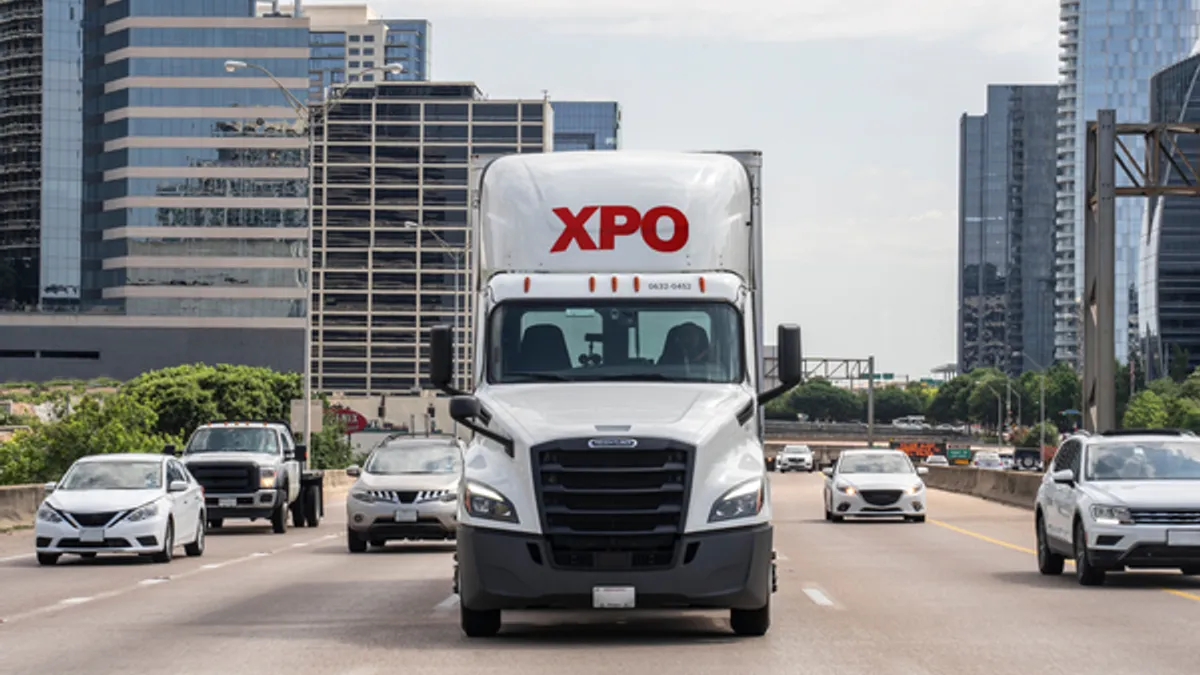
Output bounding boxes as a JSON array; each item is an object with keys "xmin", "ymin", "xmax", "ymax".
[{"xmin": 550, "ymin": 205, "xmax": 689, "ymax": 253}]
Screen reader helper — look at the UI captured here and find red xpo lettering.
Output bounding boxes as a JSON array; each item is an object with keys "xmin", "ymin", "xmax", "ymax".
[{"xmin": 550, "ymin": 205, "xmax": 689, "ymax": 253}]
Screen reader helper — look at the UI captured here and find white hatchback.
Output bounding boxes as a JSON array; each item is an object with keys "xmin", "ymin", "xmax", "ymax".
[
  {"xmin": 35, "ymin": 453, "xmax": 207, "ymax": 566},
  {"xmin": 823, "ymin": 449, "xmax": 929, "ymax": 523}
]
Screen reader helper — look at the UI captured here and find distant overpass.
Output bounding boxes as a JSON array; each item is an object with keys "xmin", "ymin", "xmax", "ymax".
[{"xmin": 764, "ymin": 420, "xmax": 973, "ymax": 443}]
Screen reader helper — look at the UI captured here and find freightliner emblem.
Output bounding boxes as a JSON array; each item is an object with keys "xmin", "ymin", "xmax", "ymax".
[{"xmin": 587, "ymin": 438, "xmax": 638, "ymax": 449}]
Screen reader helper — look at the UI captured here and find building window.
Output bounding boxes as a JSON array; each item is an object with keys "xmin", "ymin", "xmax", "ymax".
[
  {"xmin": 349, "ymin": 48, "xmax": 360, "ymax": 55},
  {"xmin": 363, "ymin": 35, "xmax": 375, "ymax": 42},
  {"xmin": 349, "ymin": 35, "xmax": 361, "ymax": 42},
  {"xmin": 349, "ymin": 61, "xmax": 360, "ymax": 68},
  {"xmin": 363, "ymin": 48, "xmax": 374, "ymax": 55}
]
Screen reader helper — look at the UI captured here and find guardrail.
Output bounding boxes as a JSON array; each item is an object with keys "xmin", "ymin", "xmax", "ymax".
[
  {"xmin": 0, "ymin": 469, "xmax": 359, "ymax": 531},
  {"xmin": 919, "ymin": 465, "xmax": 1041, "ymax": 510}
]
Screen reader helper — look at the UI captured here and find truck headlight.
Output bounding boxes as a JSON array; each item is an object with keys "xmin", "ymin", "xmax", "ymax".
[
  {"xmin": 125, "ymin": 502, "xmax": 160, "ymax": 523},
  {"xmin": 259, "ymin": 468, "xmax": 277, "ymax": 489},
  {"xmin": 37, "ymin": 505, "xmax": 63, "ymax": 523},
  {"xmin": 709, "ymin": 478, "xmax": 764, "ymax": 523},
  {"xmin": 1090, "ymin": 504, "xmax": 1132, "ymax": 525},
  {"xmin": 463, "ymin": 481, "xmax": 517, "ymax": 523}
]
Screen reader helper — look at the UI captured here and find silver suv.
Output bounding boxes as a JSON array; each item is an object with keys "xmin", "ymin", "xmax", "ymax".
[{"xmin": 1034, "ymin": 429, "xmax": 1200, "ymax": 586}]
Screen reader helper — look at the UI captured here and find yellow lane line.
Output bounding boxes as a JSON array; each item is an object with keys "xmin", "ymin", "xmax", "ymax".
[{"xmin": 930, "ymin": 519, "xmax": 1200, "ymax": 603}]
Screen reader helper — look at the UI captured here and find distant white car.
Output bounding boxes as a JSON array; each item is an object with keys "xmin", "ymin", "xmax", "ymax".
[
  {"xmin": 777, "ymin": 444, "xmax": 814, "ymax": 472},
  {"xmin": 35, "ymin": 453, "xmax": 206, "ymax": 566},
  {"xmin": 972, "ymin": 452, "xmax": 1004, "ymax": 470},
  {"xmin": 345, "ymin": 435, "xmax": 463, "ymax": 552},
  {"xmin": 925, "ymin": 455, "xmax": 950, "ymax": 466},
  {"xmin": 822, "ymin": 449, "xmax": 929, "ymax": 523},
  {"xmin": 1035, "ymin": 430, "xmax": 1200, "ymax": 586}
]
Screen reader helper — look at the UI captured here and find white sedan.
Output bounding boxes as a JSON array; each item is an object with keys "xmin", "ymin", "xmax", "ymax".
[
  {"xmin": 35, "ymin": 453, "xmax": 207, "ymax": 565},
  {"xmin": 823, "ymin": 449, "xmax": 929, "ymax": 523}
]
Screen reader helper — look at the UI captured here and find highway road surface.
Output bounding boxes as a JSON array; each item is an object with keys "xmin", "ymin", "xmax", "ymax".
[{"xmin": 1, "ymin": 475, "xmax": 1198, "ymax": 674}]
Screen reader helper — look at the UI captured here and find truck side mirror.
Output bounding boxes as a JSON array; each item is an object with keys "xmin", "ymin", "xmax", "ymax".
[
  {"xmin": 449, "ymin": 395, "xmax": 482, "ymax": 421},
  {"xmin": 294, "ymin": 444, "xmax": 308, "ymax": 463},
  {"xmin": 776, "ymin": 324, "xmax": 803, "ymax": 387},
  {"xmin": 429, "ymin": 325, "xmax": 456, "ymax": 394},
  {"xmin": 162, "ymin": 444, "xmax": 177, "ymax": 456}
]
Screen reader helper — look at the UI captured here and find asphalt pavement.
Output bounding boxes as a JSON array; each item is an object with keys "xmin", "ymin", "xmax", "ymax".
[{"xmin": 0, "ymin": 475, "xmax": 1197, "ymax": 674}]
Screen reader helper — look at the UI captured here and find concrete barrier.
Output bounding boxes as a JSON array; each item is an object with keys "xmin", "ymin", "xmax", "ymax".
[
  {"xmin": 0, "ymin": 470, "xmax": 357, "ymax": 530},
  {"xmin": 921, "ymin": 465, "xmax": 1042, "ymax": 510}
]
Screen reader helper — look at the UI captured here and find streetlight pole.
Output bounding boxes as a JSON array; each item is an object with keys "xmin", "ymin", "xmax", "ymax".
[
  {"xmin": 1019, "ymin": 352, "xmax": 1049, "ymax": 451},
  {"xmin": 223, "ymin": 60, "xmax": 404, "ymax": 454}
]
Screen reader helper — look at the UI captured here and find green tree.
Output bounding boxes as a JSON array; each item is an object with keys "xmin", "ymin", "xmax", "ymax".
[
  {"xmin": 309, "ymin": 409, "xmax": 354, "ymax": 469},
  {"xmin": 788, "ymin": 379, "xmax": 861, "ymax": 422},
  {"xmin": 866, "ymin": 386, "xmax": 924, "ymax": 423},
  {"xmin": 763, "ymin": 396, "xmax": 796, "ymax": 420},
  {"xmin": 1016, "ymin": 421, "xmax": 1059, "ymax": 448},
  {"xmin": 1169, "ymin": 345, "xmax": 1191, "ymax": 382},
  {"xmin": 1122, "ymin": 390, "xmax": 1170, "ymax": 428},
  {"xmin": 122, "ymin": 364, "xmax": 301, "ymax": 438},
  {"xmin": 925, "ymin": 376, "xmax": 972, "ymax": 423},
  {"xmin": 967, "ymin": 372, "xmax": 1008, "ymax": 426}
]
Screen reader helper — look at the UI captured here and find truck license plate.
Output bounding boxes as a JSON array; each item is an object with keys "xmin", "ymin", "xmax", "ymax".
[
  {"xmin": 394, "ymin": 507, "xmax": 417, "ymax": 523},
  {"xmin": 593, "ymin": 586, "xmax": 636, "ymax": 609},
  {"xmin": 79, "ymin": 528, "xmax": 105, "ymax": 543},
  {"xmin": 1167, "ymin": 530, "xmax": 1200, "ymax": 546},
  {"xmin": 218, "ymin": 498, "xmax": 236, "ymax": 508}
]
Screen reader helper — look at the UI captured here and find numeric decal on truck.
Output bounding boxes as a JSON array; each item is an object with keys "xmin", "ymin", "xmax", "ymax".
[{"xmin": 550, "ymin": 205, "xmax": 689, "ymax": 253}]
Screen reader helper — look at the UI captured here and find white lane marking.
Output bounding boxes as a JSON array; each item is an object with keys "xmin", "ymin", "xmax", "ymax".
[
  {"xmin": 434, "ymin": 594, "xmax": 460, "ymax": 611},
  {"xmin": 0, "ymin": 530, "xmax": 342, "ymax": 626},
  {"xmin": 802, "ymin": 587, "xmax": 835, "ymax": 607},
  {"xmin": 0, "ymin": 553, "xmax": 34, "ymax": 564},
  {"xmin": 290, "ymin": 542, "xmax": 308, "ymax": 548},
  {"xmin": 776, "ymin": 553, "xmax": 789, "ymax": 562}
]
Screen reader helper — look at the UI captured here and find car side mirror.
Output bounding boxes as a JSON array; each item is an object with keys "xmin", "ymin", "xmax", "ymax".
[
  {"xmin": 43, "ymin": 482, "xmax": 56, "ymax": 493},
  {"xmin": 162, "ymin": 444, "xmax": 176, "ymax": 456},
  {"xmin": 168, "ymin": 480, "xmax": 189, "ymax": 493},
  {"xmin": 346, "ymin": 465, "xmax": 361, "ymax": 477},
  {"xmin": 822, "ymin": 467, "xmax": 833, "ymax": 477},
  {"xmin": 1052, "ymin": 469, "xmax": 1075, "ymax": 484},
  {"xmin": 917, "ymin": 467, "xmax": 929, "ymax": 475},
  {"xmin": 429, "ymin": 324, "xmax": 458, "ymax": 394},
  {"xmin": 294, "ymin": 444, "xmax": 307, "ymax": 463}
]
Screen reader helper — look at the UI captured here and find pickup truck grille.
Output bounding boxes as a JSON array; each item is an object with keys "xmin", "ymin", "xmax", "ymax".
[
  {"xmin": 187, "ymin": 462, "xmax": 258, "ymax": 494},
  {"xmin": 1130, "ymin": 509, "xmax": 1200, "ymax": 525},
  {"xmin": 531, "ymin": 437, "xmax": 694, "ymax": 571}
]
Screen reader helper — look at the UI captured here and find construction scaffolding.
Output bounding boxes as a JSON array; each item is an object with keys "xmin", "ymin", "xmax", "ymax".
[
  {"xmin": 0, "ymin": 0, "xmax": 43, "ymax": 306},
  {"xmin": 1082, "ymin": 111, "xmax": 1200, "ymax": 431}
]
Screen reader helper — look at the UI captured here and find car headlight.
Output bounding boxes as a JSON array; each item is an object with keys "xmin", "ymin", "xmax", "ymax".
[
  {"xmin": 36, "ymin": 505, "xmax": 63, "ymax": 524},
  {"xmin": 125, "ymin": 502, "xmax": 160, "ymax": 523},
  {"xmin": 259, "ymin": 468, "xmax": 278, "ymax": 489},
  {"xmin": 1090, "ymin": 504, "xmax": 1132, "ymax": 525},
  {"xmin": 350, "ymin": 490, "xmax": 377, "ymax": 504},
  {"xmin": 439, "ymin": 490, "xmax": 458, "ymax": 502},
  {"xmin": 906, "ymin": 482, "xmax": 924, "ymax": 495},
  {"xmin": 709, "ymin": 478, "xmax": 764, "ymax": 523},
  {"xmin": 463, "ymin": 481, "xmax": 517, "ymax": 523},
  {"xmin": 836, "ymin": 483, "xmax": 857, "ymax": 495}
]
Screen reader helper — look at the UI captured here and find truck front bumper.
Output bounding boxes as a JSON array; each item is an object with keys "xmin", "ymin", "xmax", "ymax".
[
  {"xmin": 457, "ymin": 523, "xmax": 773, "ymax": 611},
  {"xmin": 204, "ymin": 490, "xmax": 281, "ymax": 520}
]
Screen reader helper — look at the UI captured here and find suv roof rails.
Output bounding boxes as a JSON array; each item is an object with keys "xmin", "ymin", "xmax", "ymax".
[{"xmin": 1098, "ymin": 428, "xmax": 1196, "ymax": 437}]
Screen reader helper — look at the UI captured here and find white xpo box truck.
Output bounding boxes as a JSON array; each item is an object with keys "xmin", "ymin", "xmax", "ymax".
[{"xmin": 429, "ymin": 150, "xmax": 802, "ymax": 638}]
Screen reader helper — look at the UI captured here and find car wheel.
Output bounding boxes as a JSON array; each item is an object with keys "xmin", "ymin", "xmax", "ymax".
[
  {"xmin": 347, "ymin": 528, "xmax": 367, "ymax": 553},
  {"xmin": 1036, "ymin": 513, "xmax": 1064, "ymax": 575},
  {"xmin": 730, "ymin": 595, "xmax": 770, "ymax": 637},
  {"xmin": 37, "ymin": 552, "xmax": 60, "ymax": 566},
  {"xmin": 152, "ymin": 520, "xmax": 174, "ymax": 564},
  {"xmin": 271, "ymin": 497, "xmax": 288, "ymax": 534},
  {"xmin": 291, "ymin": 500, "xmax": 305, "ymax": 528},
  {"xmin": 461, "ymin": 603, "xmax": 502, "ymax": 638},
  {"xmin": 1073, "ymin": 519, "xmax": 1105, "ymax": 586},
  {"xmin": 184, "ymin": 517, "xmax": 205, "ymax": 557}
]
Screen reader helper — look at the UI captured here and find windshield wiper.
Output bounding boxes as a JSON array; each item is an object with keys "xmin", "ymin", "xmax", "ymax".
[{"xmin": 505, "ymin": 371, "xmax": 571, "ymax": 381}]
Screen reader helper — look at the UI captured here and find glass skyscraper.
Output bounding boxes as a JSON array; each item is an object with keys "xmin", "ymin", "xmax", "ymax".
[
  {"xmin": 959, "ymin": 85, "xmax": 1059, "ymax": 376},
  {"xmin": 550, "ymin": 101, "xmax": 620, "ymax": 151},
  {"xmin": 1139, "ymin": 51, "xmax": 1200, "ymax": 379},
  {"xmin": 1054, "ymin": 0, "xmax": 1200, "ymax": 366},
  {"xmin": 85, "ymin": 0, "xmax": 311, "ymax": 318}
]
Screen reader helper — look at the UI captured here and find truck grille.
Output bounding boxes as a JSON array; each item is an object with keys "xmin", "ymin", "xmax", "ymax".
[
  {"xmin": 1130, "ymin": 509, "xmax": 1200, "ymax": 525},
  {"xmin": 187, "ymin": 462, "xmax": 258, "ymax": 494},
  {"xmin": 860, "ymin": 490, "xmax": 902, "ymax": 506},
  {"xmin": 531, "ymin": 437, "xmax": 694, "ymax": 571}
]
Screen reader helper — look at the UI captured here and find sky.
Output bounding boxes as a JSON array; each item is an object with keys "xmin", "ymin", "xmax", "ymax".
[{"xmin": 355, "ymin": 0, "xmax": 1061, "ymax": 377}]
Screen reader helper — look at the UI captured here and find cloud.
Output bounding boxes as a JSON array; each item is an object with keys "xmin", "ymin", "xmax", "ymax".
[{"xmin": 381, "ymin": 0, "xmax": 1056, "ymax": 51}]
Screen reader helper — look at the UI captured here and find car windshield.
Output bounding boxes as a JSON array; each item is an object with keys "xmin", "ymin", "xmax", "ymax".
[
  {"xmin": 365, "ymin": 445, "xmax": 461, "ymax": 475},
  {"xmin": 59, "ymin": 461, "xmax": 162, "ymax": 491},
  {"xmin": 185, "ymin": 427, "xmax": 279, "ymax": 455},
  {"xmin": 838, "ymin": 453, "xmax": 913, "ymax": 474},
  {"xmin": 1086, "ymin": 442, "xmax": 1200, "ymax": 481},
  {"xmin": 785, "ymin": 447, "xmax": 810, "ymax": 455},
  {"xmin": 488, "ymin": 300, "xmax": 743, "ymax": 384}
]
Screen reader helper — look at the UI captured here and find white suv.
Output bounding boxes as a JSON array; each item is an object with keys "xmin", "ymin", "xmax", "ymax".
[
  {"xmin": 1034, "ymin": 429, "xmax": 1200, "ymax": 586},
  {"xmin": 777, "ymin": 445, "xmax": 814, "ymax": 472}
]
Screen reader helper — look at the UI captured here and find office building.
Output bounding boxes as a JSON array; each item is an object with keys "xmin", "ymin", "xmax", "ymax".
[
  {"xmin": 311, "ymin": 81, "xmax": 552, "ymax": 395},
  {"xmin": 1139, "ymin": 51, "xmax": 1200, "ymax": 380},
  {"xmin": 551, "ymin": 101, "xmax": 620, "ymax": 151},
  {"xmin": 1054, "ymin": 0, "xmax": 1200, "ymax": 366},
  {"xmin": 0, "ymin": 0, "xmax": 84, "ymax": 311},
  {"xmin": 958, "ymin": 85, "xmax": 1058, "ymax": 376},
  {"xmin": 0, "ymin": 0, "xmax": 312, "ymax": 380},
  {"xmin": 272, "ymin": 2, "xmax": 429, "ymax": 101}
]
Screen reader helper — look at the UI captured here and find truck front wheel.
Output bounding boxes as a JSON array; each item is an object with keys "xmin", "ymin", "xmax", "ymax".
[
  {"xmin": 460, "ymin": 604, "xmax": 501, "ymax": 638},
  {"xmin": 730, "ymin": 597, "xmax": 770, "ymax": 637},
  {"xmin": 271, "ymin": 493, "xmax": 288, "ymax": 534},
  {"xmin": 303, "ymin": 485, "xmax": 321, "ymax": 527}
]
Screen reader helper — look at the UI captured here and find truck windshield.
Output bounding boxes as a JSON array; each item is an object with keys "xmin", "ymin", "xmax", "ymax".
[
  {"xmin": 185, "ymin": 428, "xmax": 280, "ymax": 455},
  {"xmin": 488, "ymin": 300, "xmax": 743, "ymax": 384}
]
